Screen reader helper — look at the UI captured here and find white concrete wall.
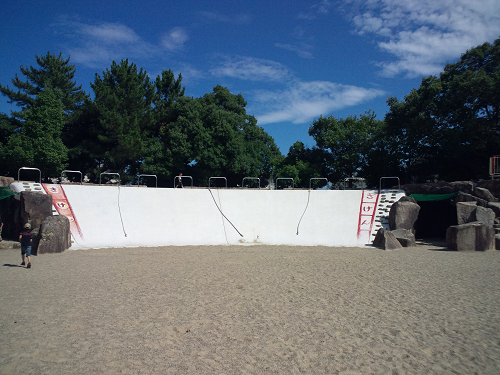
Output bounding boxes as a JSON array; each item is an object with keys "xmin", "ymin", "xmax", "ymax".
[{"xmin": 10, "ymin": 182, "xmax": 405, "ymax": 249}]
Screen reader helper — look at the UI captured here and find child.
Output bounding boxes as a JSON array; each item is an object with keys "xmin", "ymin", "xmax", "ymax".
[
  {"xmin": 19, "ymin": 223, "xmax": 33, "ymax": 268},
  {"xmin": 176, "ymin": 173, "xmax": 183, "ymax": 188}
]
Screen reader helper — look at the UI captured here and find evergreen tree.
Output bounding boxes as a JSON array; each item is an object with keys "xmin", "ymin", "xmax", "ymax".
[
  {"xmin": 90, "ymin": 59, "xmax": 155, "ymax": 178},
  {"xmin": 0, "ymin": 52, "xmax": 87, "ymax": 120}
]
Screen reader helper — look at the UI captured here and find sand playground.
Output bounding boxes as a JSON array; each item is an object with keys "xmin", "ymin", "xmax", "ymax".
[{"xmin": 1, "ymin": 244, "xmax": 500, "ymax": 374}]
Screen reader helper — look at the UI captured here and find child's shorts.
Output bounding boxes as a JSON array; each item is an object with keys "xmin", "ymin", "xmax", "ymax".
[{"xmin": 21, "ymin": 245, "xmax": 32, "ymax": 257}]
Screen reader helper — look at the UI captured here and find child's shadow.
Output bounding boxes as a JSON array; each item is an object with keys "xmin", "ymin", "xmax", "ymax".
[{"xmin": 3, "ymin": 264, "xmax": 23, "ymax": 267}]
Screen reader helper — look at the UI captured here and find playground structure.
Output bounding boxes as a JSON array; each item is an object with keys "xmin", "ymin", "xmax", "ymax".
[{"xmin": 9, "ymin": 168, "xmax": 405, "ymax": 249}]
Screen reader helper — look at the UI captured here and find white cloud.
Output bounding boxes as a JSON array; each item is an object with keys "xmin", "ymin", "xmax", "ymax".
[
  {"xmin": 346, "ymin": 0, "xmax": 500, "ymax": 76},
  {"xmin": 161, "ymin": 27, "xmax": 189, "ymax": 52},
  {"xmin": 299, "ymin": 0, "xmax": 333, "ymax": 20},
  {"xmin": 53, "ymin": 17, "xmax": 180, "ymax": 68},
  {"xmin": 252, "ymin": 81, "xmax": 385, "ymax": 125},
  {"xmin": 210, "ymin": 56, "xmax": 292, "ymax": 82},
  {"xmin": 79, "ymin": 23, "xmax": 141, "ymax": 43},
  {"xmin": 275, "ymin": 43, "xmax": 314, "ymax": 59},
  {"xmin": 198, "ymin": 11, "xmax": 252, "ymax": 25}
]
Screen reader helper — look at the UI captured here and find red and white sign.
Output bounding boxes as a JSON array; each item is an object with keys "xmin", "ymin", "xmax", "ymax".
[
  {"xmin": 43, "ymin": 184, "xmax": 84, "ymax": 241},
  {"xmin": 357, "ymin": 190, "xmax": 379, "ymax": 244}
]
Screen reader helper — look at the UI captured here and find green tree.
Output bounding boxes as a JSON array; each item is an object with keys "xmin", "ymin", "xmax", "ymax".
[
  {"xmin": 137, "ymin": 70, "xmax": 188, "ymax": 185},
  {"xmin": 141, "ymin": 96, "xmax": 204, "ymax": 185},
  {"xmin": 385, "ymin": 38, "xmax": 500, "ymax": 182},
  {"xmin": 275, "ymin": 141, "xmax": 324, "ymax": 188},
  {"xmin": 308, "ymin": 111, "xmax": 385, "ymax": 184},
  {"xmin": 0, "ymin": 113, "xmax": 20, "ymax": 176},
  {"xmin": 0, "ymin": 52, "xmax": 87, "ymax": 120},
  {"xmin": 154, "ymin": 69, "xmax": 185, "ymax": 124},
  {"xmin": 192, "ymin": 85, "xmax": 281, "ymax": 186},
  {"xmin": 90, "ymin": 59, "xmax": 155, "ymax": 179},
  {"xmin": 143, "ymin": 85, "xmax": 281, "ymax": 187},
  {"xmin": 2, "ymin": 87, "xmax": 68, "ymax": 178}
]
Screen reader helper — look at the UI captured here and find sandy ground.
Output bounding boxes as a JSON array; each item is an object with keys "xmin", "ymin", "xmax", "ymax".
[{"xmin": 1, "ymin": 244, "xmax": 500, "ymax": 375}]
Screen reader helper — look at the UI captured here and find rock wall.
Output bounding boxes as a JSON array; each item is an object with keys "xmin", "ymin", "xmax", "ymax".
[{"xmin": 0, "ymin": 176, "xmax": 14, "ymax": 187}]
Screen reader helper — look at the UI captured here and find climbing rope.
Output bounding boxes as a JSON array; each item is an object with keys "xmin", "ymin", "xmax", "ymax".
[
  {"xmin": 117, "ymin": 185, "xmax": 128, "ymax": 237},
  {"xmin": 208, "ymin": 187, "xmax": 243, "ymax": 238},
  {"xmin": 296, "ymin": 189, "xmax": 311, "ymax": 235}
]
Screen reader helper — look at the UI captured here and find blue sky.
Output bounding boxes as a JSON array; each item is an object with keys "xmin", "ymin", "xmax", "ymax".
[{"xmin": 1, "ymin": 0, "xmax": 499, "ymax": 154}]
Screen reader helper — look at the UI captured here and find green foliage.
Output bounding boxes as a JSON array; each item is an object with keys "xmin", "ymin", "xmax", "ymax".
[
  {"xmin": 140, "ymin": 96, "xmax": 202, "ymax": 185},
  {"xmin": 191, "ymin": 85, "xmax": 281, "ymax": 186},
  {"xmin": 90, "ymin": 59, "xmax": 155, "ymax": 179},
  {"xmin": 308, "ymin": 110, "xmax": 385, "ymax": 184},
  {"xmin": 0, "ymin": 52, "xmax": 87, "ymax": 120},
  {"xmin": 142, "ymin": 85, "xmax": 281, "ymax": 186},
  {"xmin": 274, "ymin": 141, "xmax": 323, "ymax": 188},
  {"xmin": 385, "ymin": 38, "xmax": 500, "ymax": 182},
  {"xmin": 2, "ymin": 88, "xmax": 68, "ymax": 178},
  {"xmin": 0, "ymin": 113, "xmax": 18, "ymax": 146},
  {"xmin": 138, "ymin": 70, "xmax": 188, "ymax": 185}
]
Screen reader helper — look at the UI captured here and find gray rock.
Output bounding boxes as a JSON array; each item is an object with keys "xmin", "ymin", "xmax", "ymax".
[
  {"xmin": 456, "ymin": 201, "xmax": 477, "ymax": 224},
  {"xmin": 0, "ymin": 176, "xmax": 14, "ymax": 187},
  {"xmin": 389, "ymin": 199, "xmax": 420, "ymax": 232},
  {"xmin": 20, "ymin": 191, "xmax": 53, "ymax": 230},
  {"xmin": 474, "ymin": 187, "xmax": 496, "ymax": 202},
  {"xmin": 477, "ymin": 180, "xmax": 500, "ymax": 201},
  {"xmin": 31, "ymin": 227, "xmax": 40, "ymax": 256},
  {"xmin": 487, "ymin": 202, "xmax": 500, "ymax": 217},
  {"xmin": 475, "ymin": 224, "xmax": 496, "ymax": 251},
  {"xmin": 446, "ymin": 222, "xmax": 495, "ymax": 251},
  {"xmin": 391, "ymin": 228, "xmax": 416, "ymax": 247},
  {"xmin": 475, "ymin": 206, "xmax": 495, "ymax": 226},
  {"xmin": 37, "ymin": 215, "xmax": 71, "ymax": 254},
  {"xmin": 398, "ymin": 196, "xmax": 417, "ymax": 204},
  {"xmin": 373, "ymin": 228, "xmax": 403, "ymax": 250},
  {"xmin": 453, "ymin": 192, "xmax": 489, "ymax": 208},
  {"xmin": 400, "ymin": 181, "xmax": 474, "ymax": 196}
]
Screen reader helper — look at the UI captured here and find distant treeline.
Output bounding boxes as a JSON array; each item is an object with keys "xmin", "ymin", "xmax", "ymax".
[{"xmin": 1, "ymin": 39, "xmax": 498, "ymax": 188}]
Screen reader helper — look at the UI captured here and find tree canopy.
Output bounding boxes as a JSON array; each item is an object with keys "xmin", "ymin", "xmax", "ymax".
[
  {"xmin": 89, "ymin": 59, "xmax": 156, "ymax": 178},
  {"xmin": 308, "ymin": 110, "xmax": 385, "ymax": 184},
  {"xmin": 1, "ymin": 39, "xmax": 498, "ymax": 187},
  {"xmin": 0, "ymin": 52, "xmax": 87, "ymax": 120},
  {"xmin": 1, "ymin": 86, "xmax": 68, "ymax": 177},
  {"xmin": 385, "ymin": 38, "xmax": 500, "ymax": 182}
]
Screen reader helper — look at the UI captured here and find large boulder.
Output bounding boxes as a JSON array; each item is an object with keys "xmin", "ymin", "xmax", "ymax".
[
  {"xmin": 446, "ymin": 222, "xmax": 495, "ymax": 251},
  {"xmin": 456, "ymin": 201, "xmax": 477, "ymax": 224},
  {"xmin": 475, "ymin": 206, "xmax": 495, "ymax": 225},
  {"xmin": 453, "ymin": 192, "xmax": 489, "ymax": 208},
  {"xmin": 474, "ymin": 187, "xmax": 496, "ymax": 202},
  {"xmin": 0, "ymin": 176, "xmax": 14, "ymax": 187},
  {"xmin": 389, "ymin": 198, "xmax": 420, "ymax": 232},
  {"xmin": 391, "ymin": 228, "xmax": 416, "ymax": 247},
  {"xmin": 373, "ymin": 228, "xmax": 403, "ymax": 250},
  {"xmin": 37, "ymin": 215, "xmax": 71, "ymax": 254},
  {"xmin": 398, "ymin": 196, "xmax": 417, "ymax": 204},
  {"xmin": 477, "ymin": 180, "xmax": 500, "ymax": 200},
  {"xmin": 487, "ymin": 202, "xmax": 500, "ymax": 218},
  {"xmin": 20, "ymin": 191, "xmax": 52, "ymax": 229}
]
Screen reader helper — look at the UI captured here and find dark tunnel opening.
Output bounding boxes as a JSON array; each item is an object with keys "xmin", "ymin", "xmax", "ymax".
[{"xmin": 414, "ymin": 199, "xmax": 458, "ymax": 239}]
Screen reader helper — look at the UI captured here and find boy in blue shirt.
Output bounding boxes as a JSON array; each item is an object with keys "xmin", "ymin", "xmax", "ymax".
[{"xmin": 19, "ymin": 223, "xmax": 33, "ymax": 269}]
